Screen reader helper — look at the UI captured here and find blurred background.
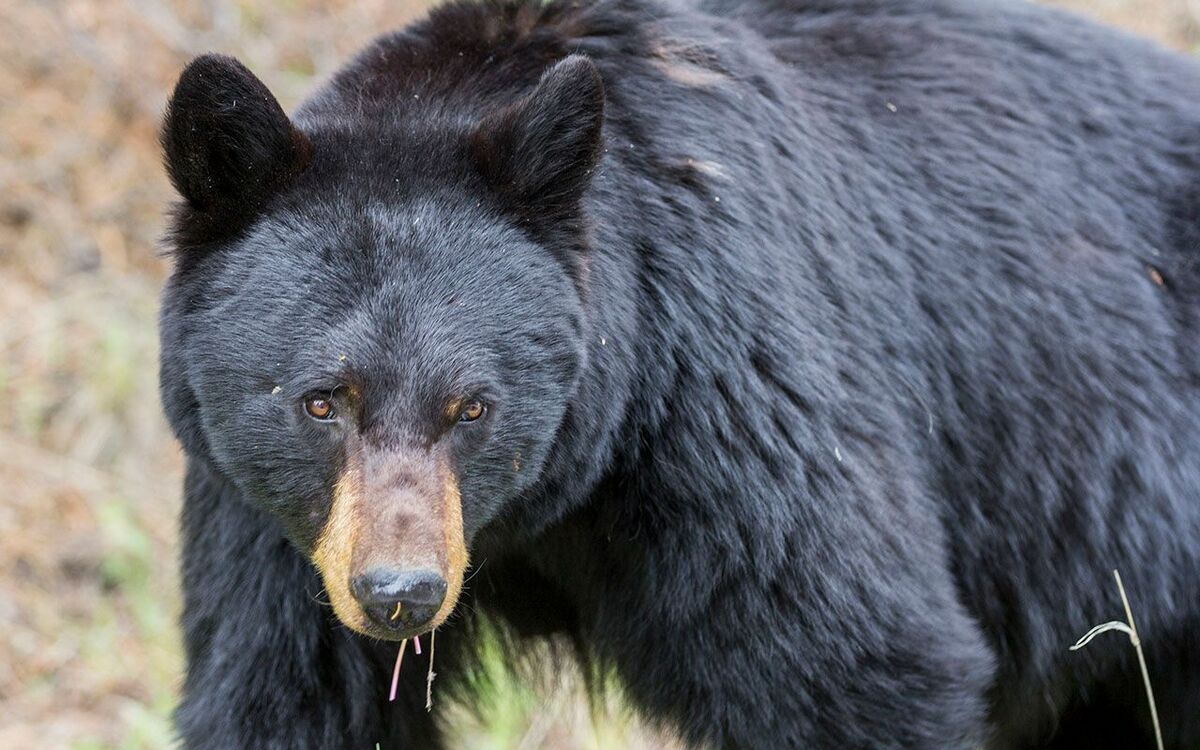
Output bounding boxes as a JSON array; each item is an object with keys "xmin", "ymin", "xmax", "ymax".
[{"xmin": 0, "ymin": 1, "xmax": 1196, "ymax": 747}]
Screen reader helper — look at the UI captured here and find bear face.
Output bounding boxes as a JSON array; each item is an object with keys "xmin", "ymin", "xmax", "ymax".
[{"xmin": 159, "ymin": 54, "xmax": 604, "ymax": 640}]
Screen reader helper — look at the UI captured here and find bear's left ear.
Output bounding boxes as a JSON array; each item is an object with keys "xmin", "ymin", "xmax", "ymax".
[{"xmin": 471, "ymin": 55, "xmax": 605, "ymax": 231}]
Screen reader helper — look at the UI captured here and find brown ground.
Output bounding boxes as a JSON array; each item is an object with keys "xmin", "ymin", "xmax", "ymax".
[{"xmin": 1, "ymin": 1, "xmax": 1195, "ymax": 748}]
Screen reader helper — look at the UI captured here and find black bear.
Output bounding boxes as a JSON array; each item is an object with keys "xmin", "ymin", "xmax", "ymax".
[{"xmin": 158, "ymin": 0, "xmax": 1200, "ymax": 746}]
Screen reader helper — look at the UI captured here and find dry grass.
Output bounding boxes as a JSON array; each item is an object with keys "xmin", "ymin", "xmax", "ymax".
[{"xmin": 0, "ymin": 1, "xmax": 1195, "ymax": 748}]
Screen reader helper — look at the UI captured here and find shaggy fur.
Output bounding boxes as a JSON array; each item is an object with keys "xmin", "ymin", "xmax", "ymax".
[{"xmin": 159, "ymin": 0, "xmax": 1200, "ymax": 747}]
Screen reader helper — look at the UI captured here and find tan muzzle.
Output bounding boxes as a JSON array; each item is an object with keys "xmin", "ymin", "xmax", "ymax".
[{"xmin": 312, "ymin": 445, "xmax": 468, "ymax": 639}]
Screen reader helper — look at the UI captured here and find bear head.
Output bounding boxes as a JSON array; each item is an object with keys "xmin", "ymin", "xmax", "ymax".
[{"xmin": 159, "ymin": 52, "xmax": 605, "ymax": 640}]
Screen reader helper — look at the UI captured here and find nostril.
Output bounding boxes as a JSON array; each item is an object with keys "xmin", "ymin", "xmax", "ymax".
[
  {"xmin": 350, "ymin": 568, "xmax": 447, "ymax": 631},
  {"xmin": 351, "ymin": 568, "xmax": 447, "ymax": 606}
]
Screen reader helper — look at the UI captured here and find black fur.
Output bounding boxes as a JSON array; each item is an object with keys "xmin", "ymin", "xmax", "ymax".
[{"xmin": 159, "ymin": 0, "xmax": 1200, "ymax": 747}]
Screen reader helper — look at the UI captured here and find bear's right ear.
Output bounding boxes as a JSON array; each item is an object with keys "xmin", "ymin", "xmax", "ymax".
[
  {"xmin": 161, "ymin": 54, "xmax": 310, "ymax": 224},
  {"xmin": 470, "ymin": 55, "xmax": 605, "ymax": 233}
]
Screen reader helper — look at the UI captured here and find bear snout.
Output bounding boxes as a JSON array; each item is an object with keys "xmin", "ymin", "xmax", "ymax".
[{"xmin": 311, "ymin": 446, "xmax": 469, "ymax": 639}]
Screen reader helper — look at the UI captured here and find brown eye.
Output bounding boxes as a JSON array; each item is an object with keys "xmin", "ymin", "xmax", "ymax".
[
  {"xmin": 459, "ymin": 400, "xmax": 486, "ymax": 423},
  {"xmin": 304, "ymin": 396, "xmax": 336, "ymax": 421}
]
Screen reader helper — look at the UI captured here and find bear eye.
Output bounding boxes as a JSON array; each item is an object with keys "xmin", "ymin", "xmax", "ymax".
[
  {"xmin": 304, "ymin": 396, "xmax": 337, "ymax": 421},
  {"xmin": 458, "ymin": 400, "xmax": 486, "ymax": 423}
]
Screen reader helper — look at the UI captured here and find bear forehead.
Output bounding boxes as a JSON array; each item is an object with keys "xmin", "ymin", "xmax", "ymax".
[
  {"xmin": 227, "ymin": 194, "xmax": 545, "ymax": 290},
  {"xmin": 193, "ymin": 198, "xmax": 577, "ymax": 365}
]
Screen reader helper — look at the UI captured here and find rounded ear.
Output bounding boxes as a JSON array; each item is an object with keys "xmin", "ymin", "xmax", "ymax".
[
  {"xmin": 471, "ymin": 55, "xmax": 605, "ymax": 228},
  {"xmin": 161, "ymin": 54, "xmax": 311, "ymax": 222}
]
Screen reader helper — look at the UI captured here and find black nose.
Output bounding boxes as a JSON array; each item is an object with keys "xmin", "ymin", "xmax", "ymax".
[{"xmin": 350, "ymin": 568, "xmax": 447, "ymax": 632}]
